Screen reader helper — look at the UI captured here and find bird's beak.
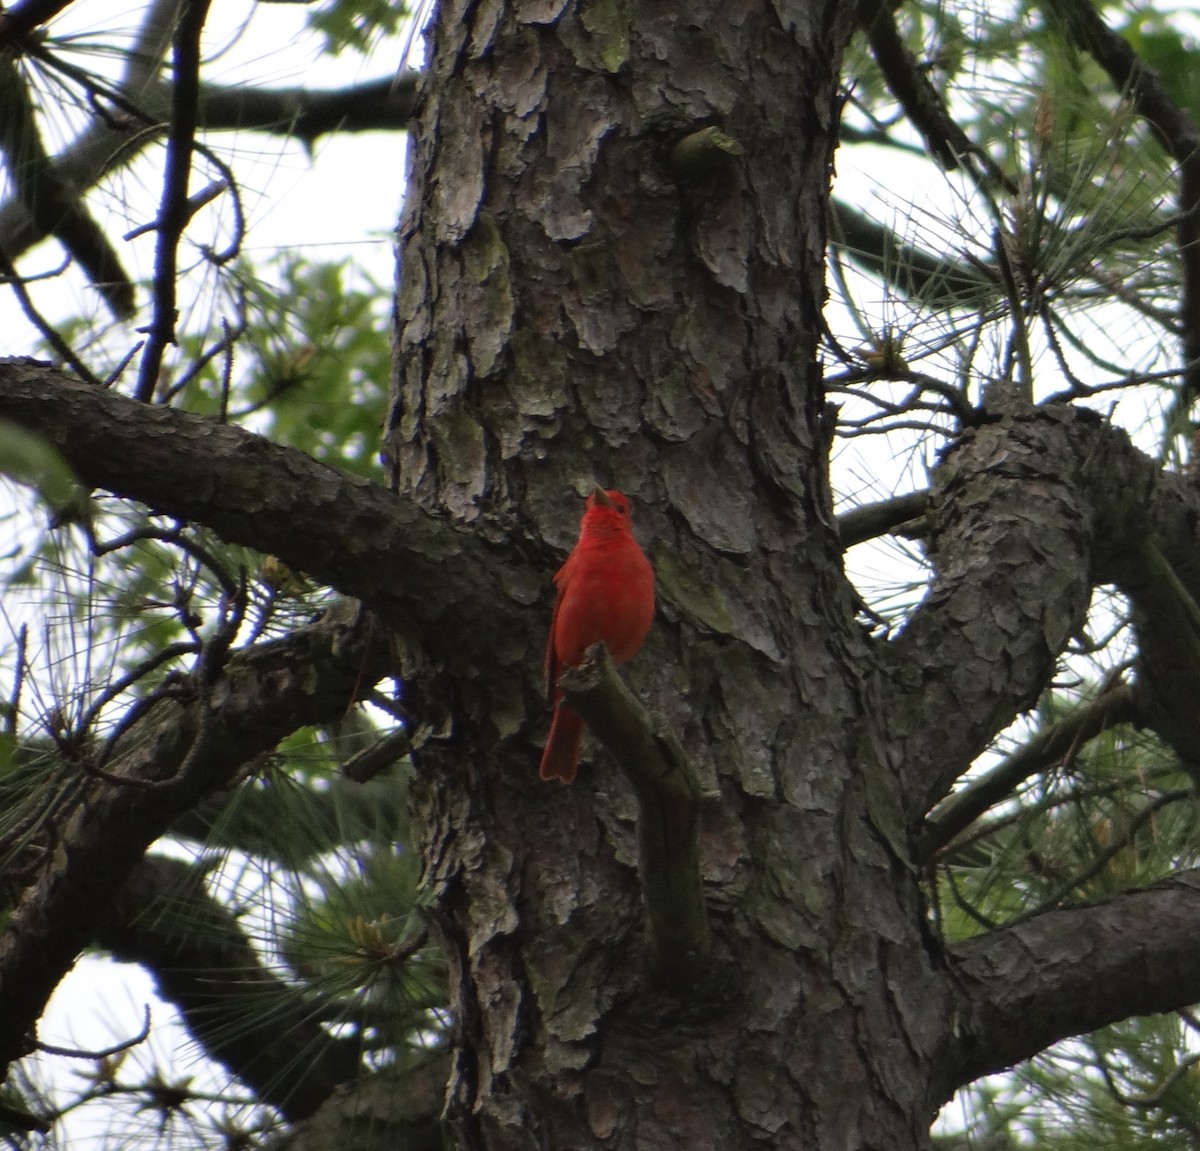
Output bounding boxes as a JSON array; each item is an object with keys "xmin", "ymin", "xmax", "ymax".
[{"xmin": 591, "ymin": 485, "xmax": 613, "ymax": 506}]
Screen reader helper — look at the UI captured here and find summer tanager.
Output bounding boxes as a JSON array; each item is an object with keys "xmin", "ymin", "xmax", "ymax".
[{"xmin": 540, "ymin": 487, "xmax": 655, "ymax": 783}]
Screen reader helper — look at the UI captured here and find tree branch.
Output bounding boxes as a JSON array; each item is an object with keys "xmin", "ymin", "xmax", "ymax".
[
  {"xmin": 1044, "ymin": 0, "xmax": 1200, "ymax": 403},
  {"xmin": 830, "ymin": 199, "xmax": 993, "ymax": 311},
  {"xmin": 0, "ymin": 359, "xmax": 530, "ymax": 658},
  {"xmin": 96, "ymin": 853, "xmax": 360, "ymax": 1120},
  {"xmin": 939, "ymin": 869, "xmax": 1200, "ymax": 1100},
  {"xmin": 886, "ymin": 407, "xmax": 1100, "ymax": 817},
  {"xmin": 0, "ymin": 0, "xmax": 79, "ymax": 44},
  {"xmin": 836, "ymin": 489, "xmax": 930, "ymax": 548},
  {"xmin": 558, "ymin": 643, "xmax": 711, "ymax": 987},
  {"xmin": 199, "ymin": 76, "xmax": 418, "ymax": 144},
  {"xmin": 0, "ymin": 70, "xmax": 417, "ymax": 272},
  {"xmin": 0, "ymin": 599, "xmax": 390, "ymax": 1080},
  {"xmin": 918, "ymin": 683, "xmax": 1140, "ymax": 860},
  {"xmin": 890, "ymin": 396, "xmax": 1200, "ymax": 823},
  {"xmin": 0, "ymin": 49, "xmax": 135, "ymax": 319},
  {"xmin": 855, "ymin": 0, "xmax": 1009, "ymax": 189},
  {"xmin": 135, "ymin": 0, "xmax": 212, "ymax": 401}
]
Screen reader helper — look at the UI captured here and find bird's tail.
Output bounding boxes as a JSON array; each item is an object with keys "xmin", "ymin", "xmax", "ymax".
[{"xmin": 539, "ymin": 703, "xmax": 584, "ymax": 783}]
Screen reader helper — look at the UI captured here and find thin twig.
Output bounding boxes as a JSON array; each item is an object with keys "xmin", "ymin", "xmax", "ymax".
[
  {"xmin": 0, "ymin": 250, "xmax": 100, "ymax": 382},
  {"xmin": 135, "ymin": 0, "xmax": 213, "ymax": 403},
  {"xmin": 5, "ymin": 625, "xmax": 28, "ymax": 736},
  {"xmin": 91, "ymin": 522, "xmax": 238, "ymax": 598},
  {"xmin": 1001, "ymin": 787, "xmax": 1194, "ymax": 930},
  {"xmin": 920, "ymin": 682, "xmax": 1139, "ymax": 861},
  {"xmin": 1045, "ymin": 0, "xmax": 1200, "ymax": 403}
]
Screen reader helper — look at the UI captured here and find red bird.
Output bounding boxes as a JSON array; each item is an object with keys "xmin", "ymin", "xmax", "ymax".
[{"xmin": 540, "ymin": 487, "xmax": 655, "ymax": 783}]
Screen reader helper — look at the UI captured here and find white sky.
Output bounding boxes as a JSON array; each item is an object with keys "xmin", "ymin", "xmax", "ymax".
[
  {"xmin": 3, "ymin": 0, "xmax": 408, "ymax": 358},
  {"xmin": 4, "ymin": 6, "xmax": 414, "ymax": 1143}
]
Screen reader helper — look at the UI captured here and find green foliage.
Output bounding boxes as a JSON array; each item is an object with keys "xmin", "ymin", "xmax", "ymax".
[
  {"xmin": 1120, "ymin": 9, "xmax": 1200, "ymax": 120},
  {"xmin": 934, "ymin": 689, "xmax": 1200, "ymax": 1147},
  {"xmin": 0, "ymin": 421, "xmax": 88, "ymax": 521},
  {"xmin": 307, "ymin": 0, "xmax": 411, "ymax": 54},
  {"xmin": 280, "ymin": 845, "xmax": 446, "ymax": 1048},
  {"xmin": 935, "ymin": 694, "xmax": 1199, "ymax": 936},
  {"xmin": 172, "ymin": 255, "xmax": 391, "ymax": 477},
  {"xmin": 182, "ymin": 750, "xmax": 444, "ymax": 1062},
  {"xmin": 172, "ymin": 729, "xmax": 411, "ymax": 867},
  {"xmin": 955, "ymin": 1012, "xmax": 1200, "ymax": 1150}
]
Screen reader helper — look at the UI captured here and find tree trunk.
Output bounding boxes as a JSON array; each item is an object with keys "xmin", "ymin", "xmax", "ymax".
[{"xmin": 389, "ymin": 2, "xmax": 952, "ymax": 1146}]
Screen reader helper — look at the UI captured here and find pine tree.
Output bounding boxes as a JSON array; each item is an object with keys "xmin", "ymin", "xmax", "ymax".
[{"xmin": 3, "ymin": 0, "xmax": 1200, "ymax": 1147}]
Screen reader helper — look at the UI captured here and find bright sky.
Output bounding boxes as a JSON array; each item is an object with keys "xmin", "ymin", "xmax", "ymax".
[
  {"xmin": 3, "ymin": 0, "xmax": 408, "ymax": 357},
  {"xmin": 4, "ymin": 5, "xmax": 415, "ymax": 1142}
]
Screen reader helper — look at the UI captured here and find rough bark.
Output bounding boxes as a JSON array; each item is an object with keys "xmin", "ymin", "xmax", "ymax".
[
  {"xmin": 387, "ymin": 1, "xmax": 948, "ymax": 1148},
  {"xmin": 8, "ymin": 360, "xmax": 1200, "ymax": 1144},
  {"xmin": 0, "ymin": 358, "xmax": 530, "ymax": 672},
  {"xmin": 945, "ymin": 869, "xmax": 1200, "ymax": 1094},
  {"xmin": 379, "ymin": 0, "xmax": 1200, "ymax": 1147}
]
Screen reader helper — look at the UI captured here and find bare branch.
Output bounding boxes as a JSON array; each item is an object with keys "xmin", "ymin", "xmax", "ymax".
[
  {"xmin": 0, "ymin": 52, "xmax": 135, "ymax": 320},
  {"xmin": 0, "ymin": 0, "xmax": 79, "ymax": 44},
  {"xmin": 199, "ymin": 75, "xmax": 418, "ymax": 143},
  {"xmin": 135, "ymin": 0, "xmax": 212, "ymax": 401},
  {"xmin": 1044, "ymin": 0, "xmax": 1200, "ymax": 403},
  {"xmin": 919, "ymin": 683, "xmax": 1140, "ymax": 860},
  {"xmin": 0, "ymin": 70, "xmax": 417, "ymax": 272},
  {"xmin": 837, "ymin": 490, "xmax": 930, "ymax": 548},
  {"xmin": 855, "ymin": 0, "xmax": 1009, "ymax": 189}
]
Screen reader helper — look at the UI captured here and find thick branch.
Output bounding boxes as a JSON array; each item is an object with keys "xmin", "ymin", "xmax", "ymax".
[
  {"xmin": 97, "ymin": 854, "xmax": 359, "ymax": 1120},
  {"xmin": 886, "ymin": 407, "xmax": 1100, "ymax": 817},
  {"xmin": 1095, "ymin": 463, "xmax": 1200, "ymax": 770},
  {"xmin": 939, "ymin": 869, "xmax": 1200, "ymax": 1100},
  {"xmin": 0, "ymin": 359, "xmax": 528, "ymax": 657},
  {"xmin": 0, "ymin": 600, "xmax": 389, "ymax": 1079},
  {"xmin": 889, "ymin": 398, "xmax": 1200, "ymax": 822},
  {"xmin": 1120, "ymin": 540, "xmax": 1200, "ymax": 770}
]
